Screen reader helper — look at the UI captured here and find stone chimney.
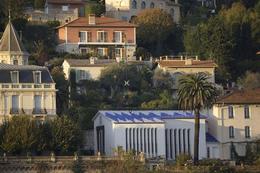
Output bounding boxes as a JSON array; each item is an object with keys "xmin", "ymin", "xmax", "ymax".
[
  {"xmin": 89, "ymin": 14, "xmax": 95, "ymax": 25},
  {"xmin": 195, "ymin": 56, "xmax": 198, "ymax": 60},
  {"xmin": 185, "ymin": 59, "xmax": 193, "ymax": 65}
]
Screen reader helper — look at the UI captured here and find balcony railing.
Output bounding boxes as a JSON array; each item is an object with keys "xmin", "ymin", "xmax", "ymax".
[
  {"xmin": 1, "ymin": 109, "xmax": 56, "ymax": 115},
  {"xmin": 0, "ymin": 84, "xmax": 55, "ymax": 90}
]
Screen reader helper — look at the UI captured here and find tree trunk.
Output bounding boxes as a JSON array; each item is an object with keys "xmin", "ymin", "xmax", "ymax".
[{"xmin": 193, "ymin": 108, "xmax": 200, "ymax": 164}]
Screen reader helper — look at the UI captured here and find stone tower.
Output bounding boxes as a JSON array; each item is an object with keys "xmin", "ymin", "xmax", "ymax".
[{"xmin": 0, "ymin": 19, "xmax": 29, "ymax": 65}]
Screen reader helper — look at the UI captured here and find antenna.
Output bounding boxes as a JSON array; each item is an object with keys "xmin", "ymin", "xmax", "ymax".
[{"xmin": 8, "ymin": 9, "xmax": 11, "ymax": 21}]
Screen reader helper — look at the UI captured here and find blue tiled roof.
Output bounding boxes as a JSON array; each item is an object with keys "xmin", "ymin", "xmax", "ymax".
[
  {"xmin": 98, "ymin": 110, "xmax": 208, "ymax": 123},
  {"xmin": 206, "ymin": 132, "xmax": 219, "ymax": 143}
]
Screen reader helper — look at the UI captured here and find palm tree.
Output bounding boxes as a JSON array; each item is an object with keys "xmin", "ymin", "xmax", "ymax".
[{"xmin": 177, "ymin": 73, "xmax": 218, "ymax": 164}]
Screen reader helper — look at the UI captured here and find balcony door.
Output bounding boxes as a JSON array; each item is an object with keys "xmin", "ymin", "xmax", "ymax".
[
  {"xmin": 34, "ymin": 95, "xmax": 42, "ymax": 113},
  {"xmin": 12, "ymin": 95, "xmax": 19, "ymax": 113}
]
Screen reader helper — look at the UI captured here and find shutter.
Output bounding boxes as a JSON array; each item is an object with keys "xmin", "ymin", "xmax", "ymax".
[
  {"xmin": 88, "ymin": 32, "xmax": 92, "ymax": 42},
  {"xmin": 113, "ymin": 32, "xmax": 115, "ymax": 42},
  {"xmin": 122, "ymin": 32, "xmax": 126, "ymax": 42},
  {"xmin": 105, "ymin": 48, "xmax": 108, "ymax": 56}
]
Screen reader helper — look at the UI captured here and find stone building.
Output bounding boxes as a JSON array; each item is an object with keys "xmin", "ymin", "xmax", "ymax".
[
  {"xmin": 0, "ymin": 18, "xmax": 57, "ymax": 123},
  {"xmin": 105, "ymin": 0, "xmax": 181, "ymax": 23}
]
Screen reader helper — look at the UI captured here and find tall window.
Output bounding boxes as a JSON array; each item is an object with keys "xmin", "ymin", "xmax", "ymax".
[
  {"xmin": 115, "ymin": 48, "xmax": 122, "ymax": 58},
  {"xmin": 244, "ymin": 105, "xmax": 250, "ymax": 119},
  {"xmin": 34, "ymin": 95, "xmax": 42, "ymax": 113},
  {"xmin": 245, "ymin": 126, "xmax": 251, "ymax": 138},
  {"xmin": 62, "ymin": 5, "xmax": 69, "ymax": 11},
  {"xmin": 11, "ymin": 71, "xmax": 19, "ymax": 83},
  {"xmin": 113, "ymin": 31, "xmax": 122, "ymax": 43},
  {"xmin": 79, "ymin": 31, "xmax": 91, "ymax": 42},
  {"xmin": 228, "ymin": 106, "xmax": 234, "ymax": 118},
  {"xmin": 150, "ymin": 2, "xmax": 155, "ymax": 8},
  {"xmin": 141, "ymin": 1, "xmax": 146, "ymax": 9},
  {"xmin": 12, "ymin": 95, "xmax": 19, "ymax": 112},
  {"xmin": 13, "ymin": 59, "xmax": 18, "ymax": 65},
  {"xmin": 34, "ymin": 71, "xmax": 41, "ymax": 84},
  {"xmin": 132, "ymin": 0, "xmax": 137, "ymax": 9},
  {"xmin": 97, "ymin": 48, "xmax": 105, "ymax": 56},
  {"xmin": 229, "ymin": 126, "xmax": 234, "ymax": 139},
  {"xmin": 97, "ymin": 31, "xmax": 108, "ymax": 42}
]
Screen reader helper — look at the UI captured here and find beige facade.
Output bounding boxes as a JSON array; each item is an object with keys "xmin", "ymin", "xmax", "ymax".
[
  {"xmin": 208, "ymin": 88, "xmax": 260, "ymax": 160},
  {"xmin": 157, "ymin": 57, "xmax": 217, "ymax": 89},
  {"xmin": 105, "ymin": 0, "xmax": 181, "ymax": 23}
]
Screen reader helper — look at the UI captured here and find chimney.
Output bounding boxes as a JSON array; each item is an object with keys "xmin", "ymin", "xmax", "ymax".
[
  {"xmin": 185, "ymin": 59, "xmax": 193, "ymax": 65},
  {"xmin": 195, "ymin": 55, "xmax": 198, "ymax": 60},
  {"xmin": 139, "ymin": 56, "xmax": 142, "ymax": 61},
  {"xmin": 180, "ymin": 56, "xmax": 183, "ymax": 60},
  {"xmin": 175, "ymin": 0, "xmax": 178, "ymax": 4},
  {"xmin": 166, "ymin": 56, "xmax": 168, "ymax": 60},
  {"xmin": 89, "ymin": 14, "xmax": 95, "ymax": 25},
  {"xmin": 90, "ymin": 57, "xmax": 95, "ymax": 64}
]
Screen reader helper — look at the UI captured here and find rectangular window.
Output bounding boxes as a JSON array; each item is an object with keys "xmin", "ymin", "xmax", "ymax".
[
  {"xmin": 80, "ymin": 48, "xmax": 90, "ymax": 55},
  {"xmin": 97, "ymin": 31, "xmax": 108, "ymax": 42},
  {"xmin": 34, "ymin": 71, "xmax": 41, "ymax": 84},
  {"xmin": 12, "ymin": 95, "xmax": 19, "ymax": 112},
  {"xmin": 113, "ymin": 31, "xmax": 122, "ymax": 43},
  {"xmin": 245, "ymin": 126, "xmax": 251, "ymax": 138},
  {"xmin": 115, "ymin": 48, "xmax": 122, "ymax": 58},
  {"xmin": 228, "ymin": 106, "xmax": 234, "ymax": 118},
  {"xmin": 79, "ymin": 31, "xmax": 86, "ymax": 42},
  {"xmin": 97, "ymin": 48, "xmax": 105, "ymax": 56},
  {"xmin": 229, "ymin": 126, "xmax": 234, "ymax": 139},
  {"xmin": 11, "ymin": 71, "xmax": 19, "ymax": 83},
  {"xmin": 34, "ymin": 95, "xmax": 42, "ymax": 112},
  {"xmin": 62, "ymin": 5, "xmax": 69, "ymax": 11},
  {"xmin": 207, "ymin": 147, "xmax": 210, "ymax": 158},
  {"xmin": 244, "ymin": 105, "xmax": 250, "ymax": 119}
]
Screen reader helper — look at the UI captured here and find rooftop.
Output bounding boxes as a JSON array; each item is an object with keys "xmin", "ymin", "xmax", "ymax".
[
  {"xmin": 157, "ymin": 60, "xmax": 217, "ymax": 68},
  {"xmin": 64, "ymin": 59, "xmax": 116, "ymax": 67},
  {"xmin": 206, "ymin": 132, "xmax": 219, "ymax": 143},
  {"xmin": 0, "ymin": 63, "xmax": 54, "ymax": 83},
  {"xmin": 216, "ymin": 88, "xmax": 260, "ymax": 104},
  {"xmin": 95, "ymin": 110, "xmax": 207, "ymax": 123},
  {"xmin": 57, "ymin": 17, "xmax": 137, "ymax": 28},
  {"xmin": 47, "ymin": 0, "xmax": 84, "ymax": 5},
  {"xmin": 0, "ymin": 21, "xmax": 28, "ymax": 53}
]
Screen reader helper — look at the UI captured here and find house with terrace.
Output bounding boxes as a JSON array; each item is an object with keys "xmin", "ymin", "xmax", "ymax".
[{"xmin": 56, "ymin": 15, "xmax": 137, "ymax": 60}]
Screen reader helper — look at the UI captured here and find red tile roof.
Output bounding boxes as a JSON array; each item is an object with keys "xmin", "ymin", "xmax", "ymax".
[
  {"xmin": 47, "ymin": 0, "xmax": 84, "ymax": 4},
  {"xmin": 157, "ymin": 60, "xmax": 217, "ymax": 68},
  {"xmin": 57, "ymin": 17, "xmax": 137, "ymax": 28},
  {"xmin": 216, "ymin": 88, "xmax": 260, "ymax": 104}
]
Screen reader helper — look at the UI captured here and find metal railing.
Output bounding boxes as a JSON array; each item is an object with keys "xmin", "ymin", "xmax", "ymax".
[
  {"xmin": 0, "ymin": 109, "xmax": 56, "ymax": 116},
  {"xmin": 0, "ymin": 84, "xmax": 55, "ymax": 89}
]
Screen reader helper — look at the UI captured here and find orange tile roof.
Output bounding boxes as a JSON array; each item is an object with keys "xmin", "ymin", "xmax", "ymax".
[
  {"xmin": 57, "ymin": 17, "xmax": 137, "ymax": 28},
  {"xmin": 157, "ymin": 60, "xmax": 217, "ymax": 68},
  {"xmin": 216, "ymin": 88, "xmax": 260, "ymax": 104}
]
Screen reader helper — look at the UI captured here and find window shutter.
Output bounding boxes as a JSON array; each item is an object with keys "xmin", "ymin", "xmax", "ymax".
[{"xmin": 88, "ymin": 32, "xmax": 92, "ymax": 42}]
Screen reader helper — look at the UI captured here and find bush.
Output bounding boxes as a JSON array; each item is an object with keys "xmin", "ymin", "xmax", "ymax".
[
  {"xmin": 0, "ymin": 116, "xmax": 82, "ymax": 155},
  {"xmin": 175, "ymin": 154, "xmax": 192, "ymax": 167}
]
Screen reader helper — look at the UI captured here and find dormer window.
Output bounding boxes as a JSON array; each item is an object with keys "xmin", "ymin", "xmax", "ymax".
[
  {"xmin": 34, "ymin": 71, "xmax": 41, "ymax": 84},
  {"xmin": 11, "ymin": 71, "xmax": 19, "ymax": 83}
]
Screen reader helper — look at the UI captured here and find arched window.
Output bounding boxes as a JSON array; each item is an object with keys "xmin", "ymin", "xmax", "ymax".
[
  {"xmin": 141, "ymin": 1, "xmax": 146, "ymax": 9},
  {"xmin": 150, "ymin": 2, "xmax": 155, "ymax": 8},
  {"xmin": 132, "ymin": 0, "xmax": 137, "ymax": 9}
]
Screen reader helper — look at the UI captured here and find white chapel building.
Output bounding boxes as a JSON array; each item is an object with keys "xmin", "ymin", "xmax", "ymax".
[{"xmin": 93, "ymin": 110, "xmax": 213, "ymax": 160}]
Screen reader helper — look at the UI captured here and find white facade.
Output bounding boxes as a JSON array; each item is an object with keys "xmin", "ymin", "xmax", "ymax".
[
  {"xmin": 93, "ymin": 110, "xmax": 208, "ymax": 160},
  {"xmin": 105, "ymin": 0, "xmax": 181, "ymax": 23}
]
